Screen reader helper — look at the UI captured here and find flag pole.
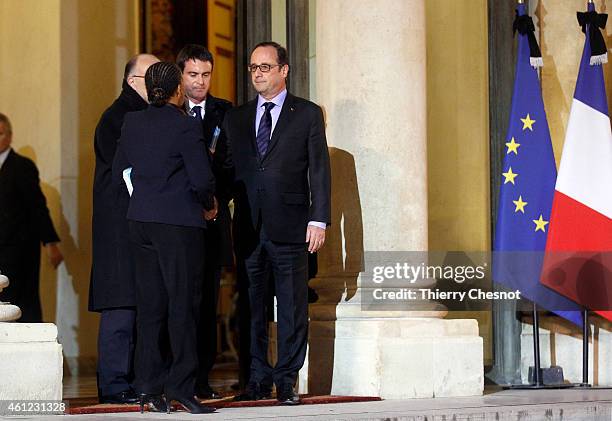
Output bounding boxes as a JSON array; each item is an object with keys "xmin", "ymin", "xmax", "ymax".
[
  {"xmin": 577, "ymin": 310, "xmax": 612, "ymax": 389},
  {"xmin": 581, "ymin": 309, "xmax": 591, "ymax": 387},
  {"xmin": 532, "ymin": 303, "xmax": 543, "ymax": 386},
  {"xmin": 507, "ymin": 303, "xmax": 573, "ymax": 389}
]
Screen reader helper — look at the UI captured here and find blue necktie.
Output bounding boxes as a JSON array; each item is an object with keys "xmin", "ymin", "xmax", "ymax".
[
  {"xmin": 256, "ymin": 102, "xmax": 275, "ymax": 156},
  {"xmin": 191, "ymin": 105, "xmax": 203, "ymax": 120}
]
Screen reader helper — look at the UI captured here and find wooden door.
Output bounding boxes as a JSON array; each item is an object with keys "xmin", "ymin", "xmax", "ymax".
[{"xmin": 207, "ymin": 0, "xmax": 236, "ymax": 104}]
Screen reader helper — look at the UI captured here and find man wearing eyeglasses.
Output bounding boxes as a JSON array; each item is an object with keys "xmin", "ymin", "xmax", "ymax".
[
  {"xmin": 90, "ymin": 53, "xmax": 159, "ymax": 405},
  {"xmin": 224, "ymin": 41, "xmax": 331, "ymax": 405}
]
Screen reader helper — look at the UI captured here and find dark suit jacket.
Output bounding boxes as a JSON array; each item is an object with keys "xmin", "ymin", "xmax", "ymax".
[
  {"xmin": 188, "ymin": 95, "xmax": 234, "ymax": 267},
  {"xmin": 0, "ymin": 149, "xmax": 59, "ymax": 247},
  {"xmin": 224, "ymin": 93, "xmax": 331, "ymax": 244},
  {"xmin": 90, "ymin": 81, "xmax": 147, "ymax": 311},
  {"xmin": 112, "ymin": 104, "xmax": 216, "ymax": 228}
]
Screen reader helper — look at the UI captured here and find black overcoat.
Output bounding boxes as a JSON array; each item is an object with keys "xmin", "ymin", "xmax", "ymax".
[{"xmin": 89, "ymin": 82, "xmax": 147, "ymax": 311}]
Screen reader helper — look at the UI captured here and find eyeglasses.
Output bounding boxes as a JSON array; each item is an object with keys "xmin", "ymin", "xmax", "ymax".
[
  {"xmin": 247, "ymin": 64, "xmax": 282, "ymax": 73},
  {"xmin": 130, "ymin": 75, "xmax": 145, "ymax": 79}
]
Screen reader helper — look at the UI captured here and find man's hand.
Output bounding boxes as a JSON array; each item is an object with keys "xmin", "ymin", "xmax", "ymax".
[
  {"xmin": 306, "ymin": 225, "xmax": 326, "ymax": 253},
  {"xmin": 204, "ymin": 196, "xmax": 219, "ymax": 221},
  {"xmin": 45, "ymin": 243, "xmax": 64, "ymax": 269}
]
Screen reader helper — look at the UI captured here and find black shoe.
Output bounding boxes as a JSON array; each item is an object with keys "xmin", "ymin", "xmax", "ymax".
[
  {"xmin": 99, "ymin": 389, "xmax": 139, "ymax": 404},
  {"xmin": 195, "ymin": 384, "xmax": 221, "ymax": 399},
  {"xmin": 233, "ymin": 382, "xmax": 272, "ymax": 401},
  {"xmin": 276, "ymin": 383, "xmax": 300, "ymax": 405},
  {"xmin": 169, "ymin": 396, "xmax": 216, "ymax": 414},
  {"xmin": 138, "ymin": 393, "xmax": 168, "ymax": 413}
]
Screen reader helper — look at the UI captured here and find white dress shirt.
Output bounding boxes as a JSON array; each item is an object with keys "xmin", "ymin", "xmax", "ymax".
[
  {"xmin": 0, "ymin": 147, "xmax": 11, "ymax": 170},
  {"xmin": 255, "ymin": 89, "xmax": 287, "ymax": 137},
  {"xmin": 188, "ymin": 99, "xmax": 206, "ymax": 119}
]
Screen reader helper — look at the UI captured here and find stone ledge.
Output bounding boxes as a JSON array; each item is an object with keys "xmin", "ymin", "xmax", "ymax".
[
  {"xmin": 304, "ymin": 317, "xmax": 484, "ymax": 399},
  {"xmin": 332, "ymin": 318, "xmax": 480, "ymax": 338},
  {"xmin": 0, "ymin": 323, "xmax": 58, "ymax": 342},
  {"xmin": 331, "ymin": 330, "xmax": 484, "ymax": 399},
  {"xmin": 0, "ymin": 342, "xmax": 63, "ymax": 400}
]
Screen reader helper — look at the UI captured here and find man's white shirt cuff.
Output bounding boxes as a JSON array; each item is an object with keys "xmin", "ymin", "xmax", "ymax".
[{"xmin": 308, "ymin": 221, "xmax": 327, "ymax": 229}]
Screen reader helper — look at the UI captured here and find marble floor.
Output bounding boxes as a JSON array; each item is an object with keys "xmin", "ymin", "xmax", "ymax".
[
  {"xmin": 58, "ymin": 365, "xmax": 612, "ymax": 420},
  {"xmin": 63, "ymin": 362, "xmax": 240, "ymax": 400},
  {"xmin": 16, "ymin": 388, "xmax": 612, "ymax": 420}
]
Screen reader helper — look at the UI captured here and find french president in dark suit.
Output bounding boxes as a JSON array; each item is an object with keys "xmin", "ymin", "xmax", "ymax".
[
  {"xmin": 224, "ymin": 42, "xmax": 331, "ymax": 405},
  {"xmin": 112, "ymin": 62, "xmax": 216, "ymax": 414}
]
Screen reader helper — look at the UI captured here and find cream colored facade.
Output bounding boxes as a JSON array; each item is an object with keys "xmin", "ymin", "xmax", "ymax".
[
  {"xmin": 0, "ymin": 0, "xmax": 139, "ymax": 371},
  {"xmin": 3, "ymin": 0, "xmax": 599, "ymax": 373},
  {"xmin": 425, "ymin": 0, "xmax": 492, "ymax": 363}
]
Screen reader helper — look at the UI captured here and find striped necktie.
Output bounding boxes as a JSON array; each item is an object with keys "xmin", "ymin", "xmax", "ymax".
[{"xmin": 256, "ymin": 102, "xmax": 275, "ymax": 156}]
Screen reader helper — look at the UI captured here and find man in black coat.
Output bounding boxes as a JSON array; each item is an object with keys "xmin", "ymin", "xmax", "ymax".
[
  {"xmin": 177, "ymin": 44, "xmax": 233, "ymax": 399},
  {"xmin": 89, "ymin": 54, "xmax": 159, "ymax": 404},
  {"xmin": 224, "ymin": 42, "xmax": 331, "ymax": 405},
  {"xmin": 0, "ymin": 113, "xmax": 63, "ymax": 322}
]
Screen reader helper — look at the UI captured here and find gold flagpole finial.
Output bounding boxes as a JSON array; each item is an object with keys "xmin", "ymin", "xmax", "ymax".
[
  {"xmin": 588, "ymin": 0, "xmax": 594, "ymax": 4},
  {"xmin": 518, "ymin": 0, "xmax": 524, "ymax": 3}
]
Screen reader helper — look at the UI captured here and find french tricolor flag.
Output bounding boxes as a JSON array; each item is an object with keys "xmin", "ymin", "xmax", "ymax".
[{"xmin": 541, "ymin": 3, "xmax": 612, "ymax": 320}]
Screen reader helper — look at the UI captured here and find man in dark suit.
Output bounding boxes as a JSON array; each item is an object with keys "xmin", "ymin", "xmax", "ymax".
[
  {"xmin": 89, "ymin": 54, "xmax": 159, "ymax": 404},
  {"xmin": 176, "ymin": 44, "xmax": 233, "ymax": 400},
  {"xmin": 0, "ymin": 113, "xmax": 63, "ymax": 322},
  {"xmin": 224, "ymin": 42, "xmax": 331, "ymax": 405}
]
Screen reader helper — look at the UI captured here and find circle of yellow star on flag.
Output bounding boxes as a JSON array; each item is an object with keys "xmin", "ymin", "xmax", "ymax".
[
  {"xmin": 521, "ymin": 114, "xmax": 536, "ymax": 131},
  {"xmin": 506, "ymin": 137, "xmax": 521, "ymax": 155},
  {"xmin": 502, "ymin": 167, "xmax": 518, "ymax": 185},
  {"xmin": 513, "ymin": 196, "xmax": 527, "ymax": 213},
  {"xmin": 532, "ymin": 214, "xmax": 549, "ymax": 232}
]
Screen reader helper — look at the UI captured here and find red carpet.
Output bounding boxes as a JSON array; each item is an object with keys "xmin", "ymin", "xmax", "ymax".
[{"xmin": 67, "ymin": 395, "xmax": 382, "ymax": 414}]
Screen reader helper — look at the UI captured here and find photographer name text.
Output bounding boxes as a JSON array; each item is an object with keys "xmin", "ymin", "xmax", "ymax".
[{"xmin": 372, "ymin": 288, "xmax": 521, "ymax": 301}]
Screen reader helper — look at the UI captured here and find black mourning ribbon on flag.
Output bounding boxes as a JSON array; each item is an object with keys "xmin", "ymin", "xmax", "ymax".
[
  {"xmin": 577, "ymin": 11, "xmax": 609, "ymax": 64},
  {"xmin": 513, "ymin": 12, "xmax": 543, "ymax": 67}
]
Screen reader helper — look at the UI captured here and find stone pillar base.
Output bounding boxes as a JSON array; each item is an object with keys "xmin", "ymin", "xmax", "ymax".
[
  {"xmin": 0, "ymin": 323, "xmax": 63, "ymax": 400},
  {"xmin": 303, "ymin": 318, "xmax": 483, "ymax": 399}
]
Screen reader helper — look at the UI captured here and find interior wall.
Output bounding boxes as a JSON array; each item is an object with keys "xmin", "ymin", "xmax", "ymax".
[
  {"xmin": 0, "ymin": 0, "xmax": 139, "ymax": 373},
  {"xmin": 425, "ymin": 0, "xmax": 492, "ymax": 364}
]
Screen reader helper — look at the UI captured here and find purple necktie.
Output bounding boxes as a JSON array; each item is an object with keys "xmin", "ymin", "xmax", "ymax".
[{"xmin": 256, "ymin": 102, "xmax": 275, "ymax": 156}]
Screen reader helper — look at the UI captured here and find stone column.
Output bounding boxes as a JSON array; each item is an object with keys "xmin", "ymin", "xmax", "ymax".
[{"xmin": 304, "ymin": 0, "xmax": 484, "ymax": 398}]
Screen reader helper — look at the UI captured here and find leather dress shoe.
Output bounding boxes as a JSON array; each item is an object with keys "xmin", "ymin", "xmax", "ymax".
[
  {"xmin": 168, "ymin": 396, "xmax": 215, "ymax": 414},
  {"xmin": 99, "ymin": 389, "xmax": 139, "ymax": 404},
  {"xmin": 233, "ymin": 382, "xmax": 272, "ymax": 401},
  {"xmin": 195, "ymin": 384, "xmax": 221, "ymax": 399},
  {"xmin": 138, "ymin": 393, "xmax": 168, "ymax": 413},
  {"xmin": 276, "ymin": 383, "xmax": 300, "ymax": 405}
]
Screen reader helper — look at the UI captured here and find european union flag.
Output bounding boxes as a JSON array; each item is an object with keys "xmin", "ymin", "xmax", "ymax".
[{"xmin": 493, "ymin": 4, "xmax": 581, "ymax": 325}]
